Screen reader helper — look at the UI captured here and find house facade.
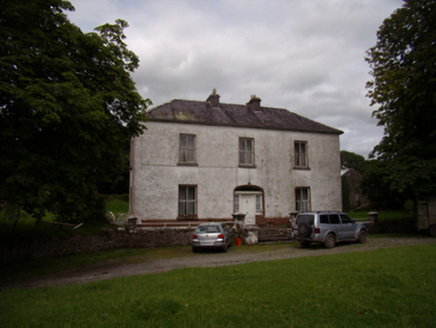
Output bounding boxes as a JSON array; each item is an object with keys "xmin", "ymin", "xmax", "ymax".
[{"xmin": 130, "ymin": 91, "xmax": 343, "ymax": 225}]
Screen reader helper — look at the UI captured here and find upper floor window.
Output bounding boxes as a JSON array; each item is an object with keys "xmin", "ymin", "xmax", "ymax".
[
  {"xmin": 296, "ymin": 187, "xmax": 311, "ymax": 212},
  {"xmin": 179, "ymin": 134, "xmax": 196, "ymax": 164},
  {"xmin": 239, "ymin": 137, "xmax": 255, "ymax": 167},
  {"xmin": 294, "ymin": 141, "xmax": 308, "ymax": 168}
]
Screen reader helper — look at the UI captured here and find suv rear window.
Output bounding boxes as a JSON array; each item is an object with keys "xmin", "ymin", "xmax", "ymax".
[{"xmin": 296, "ymin": 214, "xmax": 314, "ymax": 225}]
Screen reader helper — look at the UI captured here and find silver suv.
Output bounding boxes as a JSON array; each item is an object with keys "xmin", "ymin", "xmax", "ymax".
[{"xmin": 293, "ymin": 211, "xmax": 368, "ymax": 248}]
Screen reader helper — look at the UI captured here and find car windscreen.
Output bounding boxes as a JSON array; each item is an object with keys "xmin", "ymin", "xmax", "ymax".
[
  {"xmin": 296, "ymin": 214, "xmax": 314, "ymax": 225},
  {"xmin": 196, "ymin": 225, "xmax": 221, "ymax": 233}
]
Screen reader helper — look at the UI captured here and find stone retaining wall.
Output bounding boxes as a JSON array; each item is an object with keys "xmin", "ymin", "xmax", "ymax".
[
  {"xmin": 0, "ymin": 228, "xmax": 195, "ymax": 264},
  {"xmin": 0, "ymin": 220, "xmax": 418, "ymax": 264}
]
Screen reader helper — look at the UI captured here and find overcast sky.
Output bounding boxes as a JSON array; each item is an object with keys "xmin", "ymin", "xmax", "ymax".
[{"xmin": 67, "ymin": 0, "xmax": 404, "ymax": 158}]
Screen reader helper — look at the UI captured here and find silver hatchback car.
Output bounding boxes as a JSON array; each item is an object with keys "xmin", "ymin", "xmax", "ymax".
[
  {"xmin": 293, "ymin": 211, "xmax": 368, "ymax": 248},
  {"xmin": 192, "ymin": 222, "xmax": 232, "ymax": 252}
]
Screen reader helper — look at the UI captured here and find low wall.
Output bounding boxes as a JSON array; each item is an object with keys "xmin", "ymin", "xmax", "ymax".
[
  {"xmin": 367, "ymin": 220, "xmax": 415, "ymax": 234},
  {"xmin": 0, "ymin": 220, "xmax": 419, "ymax": 264},
  {"xmin": 0, "ymin": 228, "xmax": 195, "ymax": 264},
  {"xmin": 258, "ymin": 227, "xmax": 293, "ymax": 243}
]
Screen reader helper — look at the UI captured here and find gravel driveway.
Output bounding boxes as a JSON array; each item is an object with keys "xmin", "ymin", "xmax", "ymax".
[{"xmin": 3, "ymin": 236, "xmax": 436, "ymax": 290}]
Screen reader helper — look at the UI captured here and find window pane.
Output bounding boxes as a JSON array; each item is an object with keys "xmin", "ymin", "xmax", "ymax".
[
  {"xmin": 296, "ymin": 187, "xmax": 310, "ymax": 212},
  {"xmin": 256, "ymin": 194, "xmax": 262, "ymax": 213},
  {"xmin": 340, "ymin": 214, "xmax": 352, "ymax": 224},
  {"xmin": 295, "ymin": 141, "xmax": 308, "ymax": 167},
  {"xmin": 179, "ymin": 186, "xmax": 196, "ymax": 216},
  {"xmin": 179, "ymin": 134, "xmax": 196, "ymax": 163},
  {"xmin": 234, "ymin": 195, "xmax": 239, "ymax": 213},
  {"xmin": 239, "ymin": 138, "xmax": 254, "ymax": 165},
  {"xmin": 178, "ymin": 201, "xmax": 186, "ymax": 215},
  {"xmin": 329, "ymin": 214, "xmax": 340, "ymax": 224},
  {"xmin": 246, "ymin": 139, "xmax": 253, "ymax": 151},
  {"xmin": 179, "ymin": 186, "xmax": 186, "ymax": 200},
  {"xmin": 320, "ymin": 215, "xmax": 329, "ymax": 224},
  {"xmin": 187, "ymin": 201, "xmax": 195, "ymax": 215},
  {"xmin": 188, "ymin": 186, "xmax": 195, "ymax": 201}
]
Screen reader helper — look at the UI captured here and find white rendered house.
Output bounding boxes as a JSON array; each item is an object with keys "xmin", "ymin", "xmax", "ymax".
[{"xmin": 130, "ymin": 90, "xmax": 343, "ymax": 225}]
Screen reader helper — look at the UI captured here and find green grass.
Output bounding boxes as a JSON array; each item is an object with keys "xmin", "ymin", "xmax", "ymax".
[
  {"xmin": 348, "ymin": 210, "xmax": 413, "ymax": 221},
  {"xmin": 0, "ymin": 197, "xmax": 129, "ymax": 241},
  {"xmin": 105, "ymin": 196, "xmax": 129, "ymax": 215},
  {"xmin": 1, "ymin": 244, "xmax": 436, "ymax": 327}
]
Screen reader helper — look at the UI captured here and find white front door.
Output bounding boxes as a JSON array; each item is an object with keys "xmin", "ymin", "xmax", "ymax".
[{"xmin": 240, "ymin": 194, "xmax": 256, "ymax": 225}]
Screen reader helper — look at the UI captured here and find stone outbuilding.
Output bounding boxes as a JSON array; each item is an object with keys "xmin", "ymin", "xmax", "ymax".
[
  {"xmin": 130, "ymin": 90, "xmax": 343, "ymax": 225},
  {"xmin": 341, "ymin": 168, "xmax": 370, "ymax": 211}
]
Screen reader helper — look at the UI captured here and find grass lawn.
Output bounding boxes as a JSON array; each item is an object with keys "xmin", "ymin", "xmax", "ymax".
[
  {"xmin": 347, "ymin": 210, "xmax": 413, "ymax": 221},
  {"xmin": 0, "ymin": 197, "xmax": 128, "ymax": 241},
  {"xmin": 1, "ymin": 244, "xmax": 436, "ymax": 327}
]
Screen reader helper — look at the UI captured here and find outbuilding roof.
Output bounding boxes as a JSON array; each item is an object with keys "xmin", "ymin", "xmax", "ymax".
[{"xmin": 147, "ymin": 92, "xmax": 343, "ymax": 135}]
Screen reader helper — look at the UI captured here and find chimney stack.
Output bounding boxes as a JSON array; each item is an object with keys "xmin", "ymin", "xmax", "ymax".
[
  {"xmin": 207, "ymin": 89, "xmax": 220, "ymax": 108},
  {"xmin": 247, "ymin": 94, "xmax": 261, "ymax": 111}
]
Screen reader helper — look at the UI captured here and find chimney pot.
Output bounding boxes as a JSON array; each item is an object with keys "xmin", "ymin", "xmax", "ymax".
[
  {"xmin": 247, "ymin": 94, "xmax": 261, "ymax": 111},
  {"xmin": 207, "ymin": 89, "xmax": 220, "ymax": 108}
]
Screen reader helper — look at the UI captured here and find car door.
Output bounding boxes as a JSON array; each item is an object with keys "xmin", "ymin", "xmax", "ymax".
[
  {"xmin": 339, "ymin": 214, "xmax": 356, "ymax": 239},
  {"xmin": 328, "ymin": 214, "xmax": 342, "ymax": 238}
]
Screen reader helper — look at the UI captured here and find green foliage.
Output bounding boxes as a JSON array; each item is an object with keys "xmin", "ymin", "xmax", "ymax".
[
  {"xmin": 361, "ymin": 159, "xmax": 411, "ymax": 209},
  {"xmin": 365, "ymin": 0, "xmax": 436, "ymax": 199},
  {"xmin": 340, "ymin": 150, "xmax": 367, "ymax": 173},
  {"xmin": 2, "ymin": 244, "xmax": 436, "ymax": 326},
  {"xmin": 0, "ymin": 196, "xmax": 126, "ymax": 241},
  {"xmin": 347, "ymin": 210, "xmax": 413, "ymax": 221},
  {"xmin": 0, "ymin": 1, "xmax": 151, "ymax": 222}
]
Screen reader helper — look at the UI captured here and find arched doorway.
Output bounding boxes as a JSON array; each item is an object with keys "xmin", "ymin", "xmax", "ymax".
[{"xmin": 234, "ymin": 185, "xmax": 264, "ymax": 225}]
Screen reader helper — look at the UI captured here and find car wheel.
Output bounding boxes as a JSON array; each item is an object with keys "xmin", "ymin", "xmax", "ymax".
[
  {"xmin": 324, "ymin": 233, "xmax": 336, "ymax": 248},
  {"xmin": 429, "ymin": 225, "xmax": 436, "ymax": 237},
  {"xmin": 300, "ymin": 241, "xmax": 311, "ymax": 248},
  {"xmin": 222, "ymin": 243, "xmax": 228, "ymax": 253},
  {"xmin": 298, "ymin": 222, "xmax": 311, "ymax": 238},
  {"xmin": 358, "ymin": 230, "xmax": 367, "ymax": 244},
  {"xmin": 192, "ymin": 246, "xmax": 198, "ymax": 253}
]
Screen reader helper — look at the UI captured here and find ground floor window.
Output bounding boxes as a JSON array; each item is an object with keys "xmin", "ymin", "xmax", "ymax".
[
  {"xmin": 179, "ymin": 185, "xmax": 197, "ymax": 217},
  {"xmin": 296, "ymin": 187, "xmax": 311, "ymax": 212}
]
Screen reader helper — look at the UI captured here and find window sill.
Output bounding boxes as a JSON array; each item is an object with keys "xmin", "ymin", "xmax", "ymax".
[
  {"xmin": 177, "ymin": 162, "xmax": 199, "ymax": 167},
  {"xmin": 238, "ymin": 165, "xmax": 257, "ymax": 169},
  {"xmin": 293, "ymin": 166, "xmax": 311, "ymax": 170},
  {"xmin": 177, "ymin": 215, "xmax": 198, "ymax": 220}
]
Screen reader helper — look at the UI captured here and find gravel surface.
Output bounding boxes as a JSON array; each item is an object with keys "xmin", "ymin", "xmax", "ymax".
[{"xmin": 3, "ymin": 237, "xmax": 436, "ymax": 290}]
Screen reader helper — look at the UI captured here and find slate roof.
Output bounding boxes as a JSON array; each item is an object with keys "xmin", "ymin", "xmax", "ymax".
[{"xmin": 147, "ymin": 98, "xmax": 343, "ymax": 135}]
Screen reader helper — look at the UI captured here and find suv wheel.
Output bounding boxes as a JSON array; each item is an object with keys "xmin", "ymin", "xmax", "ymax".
[
  {"xmin": 324, "ymin": 233, "xmax": 336, "ymax": 248},
  {"xmin": 298, "ymin": 222, "xmax": 312, "ymax": 238},
  {"xmin": 358, "ymin": 230, "xmax": 367, "ymax": 244}
]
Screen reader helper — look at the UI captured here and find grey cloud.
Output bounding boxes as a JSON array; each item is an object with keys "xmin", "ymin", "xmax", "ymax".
[{"xmin": 68, "ymin": 0, "xmax": 403, "ymax": 157}]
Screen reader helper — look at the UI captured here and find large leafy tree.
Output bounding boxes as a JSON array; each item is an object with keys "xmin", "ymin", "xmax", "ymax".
[
  {"xmin": 340, "ymin": 151, "xmax": 367, "ymax": 173},
  {"xmin": 0, "ymin": 0, "xmax": 150, "ymax": 222},
  {"xmin": 365, "ymin": 0, "xmax": 436, "ymax": 200}
]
